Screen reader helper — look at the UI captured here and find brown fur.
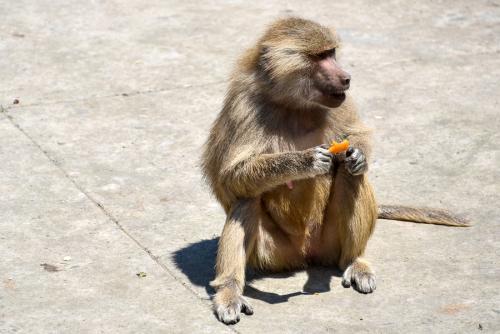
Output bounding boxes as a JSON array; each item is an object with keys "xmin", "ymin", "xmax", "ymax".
[
  {"xmin": 201, "ymin": 17, "xmax": 469, "ymax": 324},
  {"xmin": 378, "ymin": 205, "xmax": 470, "ymax": 227}
]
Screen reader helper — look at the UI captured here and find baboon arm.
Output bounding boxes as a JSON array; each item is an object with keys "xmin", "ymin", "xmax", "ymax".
[
  {"xmin": 222, "ymin": 151, "xmax": 316, "ymax": 197},
  {"xmin": 345, "ymin": 122, "xmax": 373, "ymax": 161}
]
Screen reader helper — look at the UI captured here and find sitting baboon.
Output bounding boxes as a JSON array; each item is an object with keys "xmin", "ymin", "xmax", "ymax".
[{"xmin": 201, "ymin": 17, "xmax": 468, "ymax": 325}]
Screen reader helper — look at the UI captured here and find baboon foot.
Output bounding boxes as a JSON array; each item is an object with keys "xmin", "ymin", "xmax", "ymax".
[
  {"xmin": 342, "ymin": 259, "xmax": 376, "ymax": 294},
  {"xmin": 213, "ymin": 286, "xmax": 254, "ymax": 324}
]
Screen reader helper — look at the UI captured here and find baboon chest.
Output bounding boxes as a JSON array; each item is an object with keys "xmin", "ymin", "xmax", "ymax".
[{"xmin": 263, "ymin": 126, "xmax": 334, "ymax": 235}]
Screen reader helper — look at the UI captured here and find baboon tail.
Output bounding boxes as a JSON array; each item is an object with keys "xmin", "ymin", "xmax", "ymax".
[{"xmin": 378, "ymin": 205, "xmax": 471, "ymax": 227}]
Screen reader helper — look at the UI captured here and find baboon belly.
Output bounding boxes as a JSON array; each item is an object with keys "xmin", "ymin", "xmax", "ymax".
[{"xmin": 261, "ymin": 175, "xmax": 332, "ymax": 237}]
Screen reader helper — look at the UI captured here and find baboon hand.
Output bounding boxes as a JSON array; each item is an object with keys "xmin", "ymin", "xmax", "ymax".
[
  {"xmin": 345, "ymin": 147, "xmax": 368, "ymax": 175},
  {"xmin": 308, "ymin": 145, "xmax": 334, "ymax": 175}
]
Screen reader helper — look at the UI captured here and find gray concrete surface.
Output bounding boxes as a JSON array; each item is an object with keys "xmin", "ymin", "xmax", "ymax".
[{"xmin": 1, "ymin": 0, "xmax": 499, "ymax": 333}]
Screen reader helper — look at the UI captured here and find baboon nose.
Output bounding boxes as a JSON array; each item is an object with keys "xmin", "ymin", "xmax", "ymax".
[{"xmin": 341, "ymin": 75, "xmax": 351, "ymax": 87}]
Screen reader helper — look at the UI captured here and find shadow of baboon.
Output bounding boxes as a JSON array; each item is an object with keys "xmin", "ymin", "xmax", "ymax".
[
  {"xmin": 172, "ymin": 237, "xmax": 342, "ymax": 304},
  {"xmin": 172, "ymin": 238, "xmax": 218, "ymax": 295}
]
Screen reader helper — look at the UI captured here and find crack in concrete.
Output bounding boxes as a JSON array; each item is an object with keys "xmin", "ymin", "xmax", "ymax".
[
  {"xmin": 3, "ymin": 79, "xmax": 227, "ymax": 111},
  {"xmin": 1, "ymin": 107, "xmax": 238, "ymax": 333}
]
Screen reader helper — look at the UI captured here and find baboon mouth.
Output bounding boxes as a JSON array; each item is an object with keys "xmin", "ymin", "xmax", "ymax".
[
  {"xmin": 319, "ymin": 89, "xmax": 347, "ymax": 107},
  {"xmin": 323, "ymin": 86, "xmax": 348, "ymax": 98},
  {"xmin": 328, "ymin": 90, "xmax": 346, "ymax": 98}
]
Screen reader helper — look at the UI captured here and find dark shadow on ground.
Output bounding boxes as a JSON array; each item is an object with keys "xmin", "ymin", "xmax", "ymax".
[
  {"xmin": 172, "ymin": 237, "xmax": 343, "ymax": 304},
  {"xmin": 172, "ymin": 238, "xmax": 218, "ymax": 295}
]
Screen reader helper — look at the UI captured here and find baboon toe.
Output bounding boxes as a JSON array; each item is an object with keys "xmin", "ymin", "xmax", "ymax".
[
  {"xmin": 241, "ymin": 297, "xmax": 254, "ymax": 315},
  {"xmin": 341, "ymin": 275, "xmax": 352, "ymax": 288}
]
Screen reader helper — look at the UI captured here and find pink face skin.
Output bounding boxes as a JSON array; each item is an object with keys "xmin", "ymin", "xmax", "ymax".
[{"xmin": 312, "ymin": 50, "xmax": 351, "ymax": 107}]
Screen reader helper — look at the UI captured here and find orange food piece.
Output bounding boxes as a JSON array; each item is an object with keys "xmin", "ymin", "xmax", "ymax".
[{"xmin": 329, "ymin": 139, "xmax": 350, "ymax": 154}]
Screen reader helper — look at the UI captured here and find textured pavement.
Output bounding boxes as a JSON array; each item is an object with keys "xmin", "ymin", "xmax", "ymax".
[{"xmin": 1, "ymin": 1, "xmax": 499, "ymax": 333}]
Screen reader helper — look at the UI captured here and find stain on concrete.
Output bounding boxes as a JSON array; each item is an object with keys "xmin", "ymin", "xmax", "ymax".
[
  {"xmin": 439, "ymin": 303, "xmax": 471, "ymax": 315},
  {"xmin": 40, "ymin": 263, "xmax": 60, "ymax": 272}
]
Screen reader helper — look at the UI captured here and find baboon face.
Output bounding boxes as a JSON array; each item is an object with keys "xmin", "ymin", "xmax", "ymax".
[
  {"xmin": 310, "ymin": 48, "xmax": 351, "ymax": 105},
  {"xmin": 258, "ymin": 18, "xmax": 350, "ymax": 107}
]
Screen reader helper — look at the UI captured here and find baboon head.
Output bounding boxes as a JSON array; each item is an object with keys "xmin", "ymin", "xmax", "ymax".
[{"xmin": 257, "ymin": 17, "xmax": 350, "ymax": 108}]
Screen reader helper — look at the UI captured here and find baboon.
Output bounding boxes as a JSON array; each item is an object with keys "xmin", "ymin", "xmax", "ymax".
[{"xmin": 201, "ymin": 17, "xmax": 469, "ymax": 325}]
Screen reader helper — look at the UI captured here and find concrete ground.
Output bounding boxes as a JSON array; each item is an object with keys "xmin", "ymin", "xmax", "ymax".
[{"xmin": 1, "ymin": 0, "xmax": 499, "ymax": 333}]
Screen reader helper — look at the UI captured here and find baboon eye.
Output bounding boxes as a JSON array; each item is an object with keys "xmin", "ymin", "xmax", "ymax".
[{"xmin": 317, "ymin": 48, "xmax": 336, "ymax": 59}]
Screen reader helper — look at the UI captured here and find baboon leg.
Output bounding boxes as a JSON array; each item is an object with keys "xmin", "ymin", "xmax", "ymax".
[
  {"xmin": 321, "ymin": 168, "xmax": 378, "ymax": 293},
  {"xmin": 210, "ymin": 198, "xmax": 259, "ymax": 324},
  {"xmin": 211, "ymin": 198, "xmax": 303, "ymax": 324}
]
